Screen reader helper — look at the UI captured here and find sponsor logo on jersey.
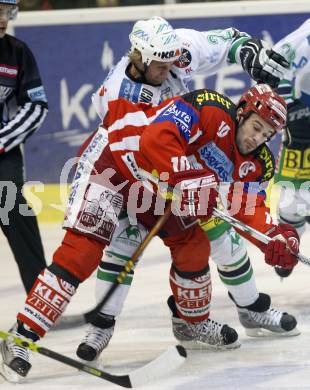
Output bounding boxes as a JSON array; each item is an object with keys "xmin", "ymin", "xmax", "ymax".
[
  {"xmin": 119, "ymin": 79, "xmax": 142, "ymax": 103},
  {"xmin": 139, "ymin": 87, "xmax": 154, "ymax": 103},
  {"xmin": 0, "ymin": 64, "xmax": 18, "ymax": 78},
  {"xmin": 239, "ymin": 161, "xmax": 256, "ymax": 178},
  {"xmin": 119, "ymin": 79, "xmax": 154, "ymax": 103},
  {"xmin": 160, "ymin": 86, "xmax": 172, "ymax": 102},
  {"xmin": 280, "ymin": 147, "xmax": 310, "ymax": 179},
  {"xmin": 27, "ymin": 86, "xmax": 47, "ymax": 102},
  {"xmin": 288, "ymin": 106, "xmax": 310, "ymax": 121},
  {"xmin": 196, "ymin": 91, "xmax": 232, "ymax": 110},
  {"xmin": 99, "ymin": 85, "xmax": 107, "ymax": 96},
  {"xmin": 198, "ymin": 141, "xmax": 233, "ymax": 181},
  {"xmin": 217, "ymin": 121, "xmax": 231, "ymax": 137},
  {"xmin": 68, "ymin": 130, "xmax": 108, "ymax": 206},
  {"xmin": 257, "ymin": 145, "xmax": 274, "ymax": 181},
  {"xmin": 154, "ymin": 99, "xmax": 199, "ymax": 141},
  {"xmin": 121, "ymin": 152, "xmax": 144, "ymax": 181},
  {"xmin": 174, "ymin": 48, "xmax": 192, "ymax": 68},
  {"xmin": 116, "ymin": 225, "xmax": 143, "ymax": 248},
  {"xmin": 76, "ymin": 183, "xmax": 123, "ymax": 241}
]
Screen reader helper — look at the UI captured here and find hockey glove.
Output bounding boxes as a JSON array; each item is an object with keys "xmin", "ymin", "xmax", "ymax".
[
  {"xmin": 264, "ymin": 223, "xmax": 299, "ymax": 269},
  {"xmin": 240, "ymin": 38, "xmax": 289, "ymax": 88},
  {"xmin": 283, "ymin": 99, "xmax": 310, "ymax": 149},
  {"xmin": 170, "ymin": 169, "xmax": 217, "ymax": 217}
]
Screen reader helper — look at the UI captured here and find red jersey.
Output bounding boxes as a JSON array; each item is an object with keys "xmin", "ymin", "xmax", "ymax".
[{"xmin": 103, "ymin": 89, "xmax": 276, "ymax": 237}]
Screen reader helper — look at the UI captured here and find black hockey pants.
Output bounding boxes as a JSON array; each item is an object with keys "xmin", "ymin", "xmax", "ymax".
[{"xmin": 0, "ymin": 147, "xmax": 46, "ymax": 293}]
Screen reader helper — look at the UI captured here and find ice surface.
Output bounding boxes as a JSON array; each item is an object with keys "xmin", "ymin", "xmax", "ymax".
[{"xmin": 0, "ymin": 223, "xmax": 310, "ymax": 390}]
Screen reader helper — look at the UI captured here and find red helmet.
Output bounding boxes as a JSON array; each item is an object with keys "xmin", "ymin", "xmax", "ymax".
[{"xmin": 238, "ymin": 84, "xmax": 287, "ymax": 133}]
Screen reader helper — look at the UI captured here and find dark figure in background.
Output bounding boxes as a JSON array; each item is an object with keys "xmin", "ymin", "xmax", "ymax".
[{"xmin": 0, "ymin": 0, "xmax": 48, "ymax": 292}]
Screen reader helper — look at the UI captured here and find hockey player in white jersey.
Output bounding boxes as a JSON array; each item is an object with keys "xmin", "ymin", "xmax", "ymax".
[
  {"xmin": 272, "ymin": 18, "xmax": 310, "ymax": 278},
  {"xmin": 76, "ymin": 17, "xmax": 299, "ymax": 361}
]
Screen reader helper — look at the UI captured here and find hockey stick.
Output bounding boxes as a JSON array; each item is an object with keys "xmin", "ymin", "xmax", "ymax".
[
  {"xmin": 213, "ymin": 208, "xmax": 310, "ymax": 266},
  {"xmin": 53, "ymin": 203, "xmax": 172, "ymax": 330},
  {"xmin": 0, "ymin": 331, "xmax": 186, "ymax": 387}
]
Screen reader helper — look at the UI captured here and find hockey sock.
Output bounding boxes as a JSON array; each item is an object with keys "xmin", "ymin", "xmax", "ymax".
[
  {"xmin": 169, "ymin": 265, "xmax": 211, "ymax": 323},
  {"xmin": 95, "ymin": 249, "xmax": 136, "ymax": 317},
  {"xmin": 217, "ymin": 254, "xmax": 259, "ymax": 307},
  {"xmin": 17, "ymin": 264, "xmax": 80, "ymax": 337}
]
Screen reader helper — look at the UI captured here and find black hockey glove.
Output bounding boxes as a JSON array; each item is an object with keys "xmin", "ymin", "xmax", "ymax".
[
  {"xmin": 240, "ymin": 38, "xmax": 290, "ymax": 88},
  {"xmin": 283, "ymin": 99, "xmax": 310, "ymax": 150}
]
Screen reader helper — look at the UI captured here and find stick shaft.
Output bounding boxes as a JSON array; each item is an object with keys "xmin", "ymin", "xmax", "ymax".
[{"xmin": 213, "ymin": 208, "xmax": 310, "ymax": 266}]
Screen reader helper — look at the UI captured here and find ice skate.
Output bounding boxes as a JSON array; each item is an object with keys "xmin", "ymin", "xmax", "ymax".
[
  {"xmin": 231, "ymin": 293, "xmax": 300, "ymax": 337},
  {"xmin": 167, "ymin": 296, "xmax": 240, "ymax": 350},
  {"xmin": 0, "ymin": 321, "xmax": 38, "ymax": 382},
  {"xmin": 76, "ymin": 314, "xmax": 115, "ymax": 361}
]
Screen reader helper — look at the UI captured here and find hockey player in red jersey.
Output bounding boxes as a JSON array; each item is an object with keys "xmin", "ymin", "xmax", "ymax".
[
  {"xmin": 78, "ymin": 16, "xmax": 296, "ymax": 360},
  {"xmin": 0, "ymin": 84, "xmax": 300, "ymax": 381}
]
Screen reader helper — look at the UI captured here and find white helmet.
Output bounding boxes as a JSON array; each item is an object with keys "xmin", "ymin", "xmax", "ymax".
[{"xmin": 129, "ymin": 16, "xmax": 181, "ymax": 66}]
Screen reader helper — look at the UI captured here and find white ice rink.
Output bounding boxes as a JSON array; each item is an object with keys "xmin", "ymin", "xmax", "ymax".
[{"xmin": 1, "ymin": 223, "xmax": 310, "ymax": 390}]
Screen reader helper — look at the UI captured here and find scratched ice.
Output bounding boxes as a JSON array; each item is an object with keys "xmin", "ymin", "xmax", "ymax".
[{"xmin": 1, "ymin": 223, "xmax": 309, "ymax": 390}]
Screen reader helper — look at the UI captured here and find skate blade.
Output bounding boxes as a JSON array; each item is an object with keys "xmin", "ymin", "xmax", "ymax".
[
  {"xmin": 177, "ymin": 339, "xmax": 241, "ymax": 351},
  {"xmin": 245, "ymin": 327, "xmax": 301, "ymax": 337},
  {"xmin": 0, "ymin": 361, "xmax": 22, "ymax": 383}
]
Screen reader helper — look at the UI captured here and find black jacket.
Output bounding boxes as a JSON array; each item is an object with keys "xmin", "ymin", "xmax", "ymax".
[{"xmin": 0, "ymin": 34, "xmax": 48, "ymax": 153}]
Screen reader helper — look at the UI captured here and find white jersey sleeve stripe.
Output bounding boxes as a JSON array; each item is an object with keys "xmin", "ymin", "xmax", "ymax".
[
  {"xmin": 109, "ymin": 136, "xmax": 141, "ymax": 152},
  {"xmin": 108, "ymin": 111, "xmax": 150, "ymax": 133},
  {"xmin": 0, "ymin": 102, "xmax": 48, "ymax": 152}
]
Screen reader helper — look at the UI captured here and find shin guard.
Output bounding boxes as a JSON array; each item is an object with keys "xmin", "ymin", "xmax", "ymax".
[
  {"xmin": 17, "ymin": 268, "xmax": 77, "ymax": 337},
  {"xmin": 169, "ymin": 266, "xmax": 211, "ymax": 323}
]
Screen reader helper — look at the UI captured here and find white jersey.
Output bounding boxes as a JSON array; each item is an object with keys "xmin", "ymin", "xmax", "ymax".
[
  {"xmin": 92, "ymin": 27, "xmax": 249, "ymax": 120},
  {"xmin": 274, "ymin": 19, "xmax": 310, "ymax": 104}
]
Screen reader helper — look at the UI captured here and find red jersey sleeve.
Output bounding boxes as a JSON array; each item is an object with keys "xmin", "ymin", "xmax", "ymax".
[{"xmin": 139, "ymin": 97, "xmax": 200, "ymax": 179}]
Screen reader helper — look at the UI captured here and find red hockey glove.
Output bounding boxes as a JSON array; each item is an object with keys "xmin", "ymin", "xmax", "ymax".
[
  {"xmin": 170, "ymin": 169, "xmax": 217, "ymax": 218},
  {"xmin": 264, "ymin": 223, "xmax": 299, "ymax": 269}
]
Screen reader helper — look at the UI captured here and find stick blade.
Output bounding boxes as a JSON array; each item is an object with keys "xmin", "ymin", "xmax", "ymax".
[{"xmin": 129, "ymin": 345, "xmax": 187, "ymax": 387}]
